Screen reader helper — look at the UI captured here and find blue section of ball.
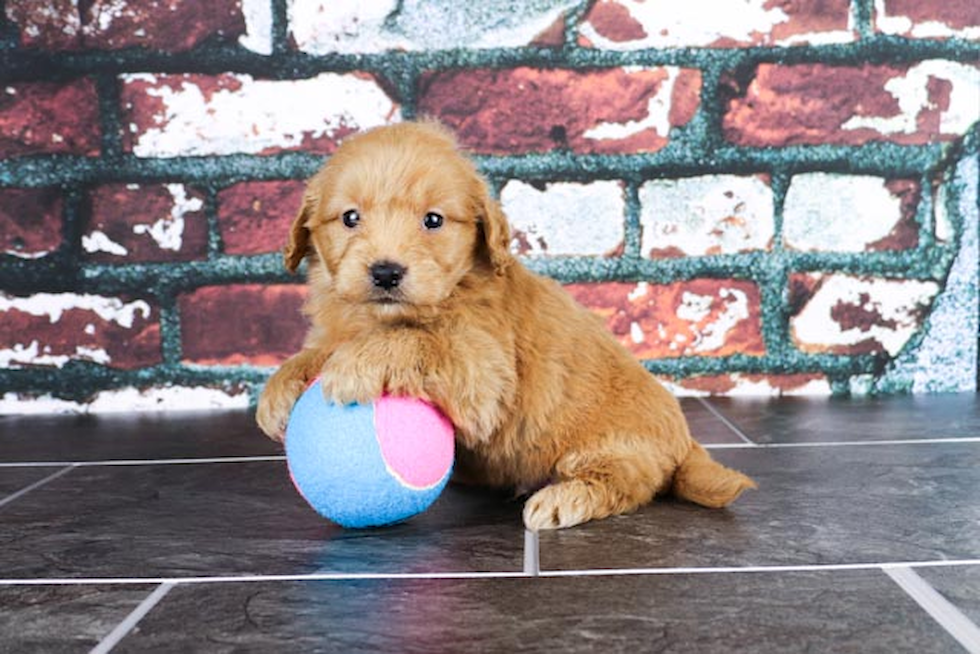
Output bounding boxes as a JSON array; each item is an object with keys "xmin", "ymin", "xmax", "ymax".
[{"xmin": 285, "ymin": 381, "xmax": 451, "ymax": 528}]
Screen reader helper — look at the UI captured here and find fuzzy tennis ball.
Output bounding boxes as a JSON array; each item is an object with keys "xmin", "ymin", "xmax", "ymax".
[{"xmin": 285, "ymin": 379, "xmax": 455, "ymax": 528}]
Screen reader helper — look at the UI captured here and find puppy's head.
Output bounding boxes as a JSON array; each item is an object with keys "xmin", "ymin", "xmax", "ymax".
[{"xmin": 285, "ymin": 121, "xmax": 512, "ymax": 317}]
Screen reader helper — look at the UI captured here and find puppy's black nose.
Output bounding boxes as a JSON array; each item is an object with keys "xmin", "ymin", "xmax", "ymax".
[{"xmin": 370, "ymin": 261, "xmax": 406, "ymax": 290}]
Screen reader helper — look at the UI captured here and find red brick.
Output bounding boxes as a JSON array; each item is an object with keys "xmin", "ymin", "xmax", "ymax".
[
  {"xmin": 4, "ymin": 0, "xmax": 81, "ymax": 50},
  {"xmin": 83, "ymin": 184, "xmax": 208, "ymax": 263},
  {"xmin": 876, "ymin": 0, "xmax": 980, "ymax": 36},
  {"xmin": 417, "ymin": 67, "xmax": 701, "ymax": 155},
  {"xmin": 579, "ymin": 0, "xmax": 851, "ymax": 48},
  {"xmin": 722, "ymin": 62, "xmax": 979, "ymax": 147},
  {"xmin": 0, "ymin": 293, "xmax": 161, "ymax": 369},
  {"xmin": 217, "ymin": 181, "xmax": 306, "ymax": 255},
  {"xmin": 0, "ymin": 79, "xmax": 100, "ymax": 157},
  {"xmin": 85, "ymin": 0, "xmax": 244, "ymax": 51},
  {"xmin": 0, "ymin": 188, "xmax": 63, "ymax": 259},
  {"xmin": 566, "ymin": 280, "xmax": 764, "ymax": 359},
  {"xmin": 179, "ymin": 285, "xmax": 308, "ymax": 366},
  {"xmin": 5, "ymin": 0, "xmax": 245, "ymax": 52}
]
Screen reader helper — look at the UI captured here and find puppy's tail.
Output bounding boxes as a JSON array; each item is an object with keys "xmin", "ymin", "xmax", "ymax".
[{"xmin": 671, "ymin": 441, "xmax": 756, "ymax": 508}]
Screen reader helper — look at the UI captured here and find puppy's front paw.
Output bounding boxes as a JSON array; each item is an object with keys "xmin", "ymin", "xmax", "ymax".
[
  {"xmin": 523, "ymin": 482, "xmax": 593, "ymax": 531},
  {"xmin": 318, "ymin": 362, "xmax": 384, "ymax": 406},
  {"xmin": 257, "ymin": 376, "xmax": 306, "ymax": 442}
]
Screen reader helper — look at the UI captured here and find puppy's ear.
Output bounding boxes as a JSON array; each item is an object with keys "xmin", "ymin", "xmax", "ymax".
[
  {"xmin": 283, "ymin": 190, "xmax": 315, "ymax": 274},
  {"xmin": 477, "ymin": 187, "xmax": 514, "ymax": 276}
]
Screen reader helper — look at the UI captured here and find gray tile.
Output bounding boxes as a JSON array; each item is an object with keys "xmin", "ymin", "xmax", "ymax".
[
  {"xmin": 706, "ymin": 393, "xmax": 980, "ymax": 444},
  {"xmin": 540, "ymin": 443, "xmax": 980, "ymax": 571},
  {"xmin": 1, "ymin": 461, "xmax": 524, "ymax": 579},
  {"xmin": 0, "ymin": 584, "xmax": 154, "ymax": 653},
  {"xmin": 0, "ymin": 466, "xmax": 69, "ymax": 503},
  {"xmin": 0, "ymin": 409, "xmax": 280, "ymax": 463},
  {"xmin": 0, "ymin": 403, "xmax": 739, "ymax": 464},
  {"xmin": 680, "ymin": 398, "xmax": 745, "ymax": 445},
  {"xmin": 917, "ymin": 565, "xmax": 980, "ymax": 627},
  {"xmin": 114, "ymin": 571, "xmax": 960, "ymax": 653}
]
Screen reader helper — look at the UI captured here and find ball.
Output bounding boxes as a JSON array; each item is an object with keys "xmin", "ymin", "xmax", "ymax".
[{"xmin": 285, "ymin": 379, "xmax": 455, "ymax": 528}]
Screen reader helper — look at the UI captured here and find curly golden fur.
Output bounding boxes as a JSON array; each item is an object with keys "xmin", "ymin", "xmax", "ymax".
[{"xmin": 256, "ymin": 121, "xmax": 756, "ymax": 530}]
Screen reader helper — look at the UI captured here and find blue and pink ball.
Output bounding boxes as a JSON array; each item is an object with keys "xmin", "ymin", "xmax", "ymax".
[{"xmin": 285, "ymin": 379, "xmax": 455, "ymax": 528}]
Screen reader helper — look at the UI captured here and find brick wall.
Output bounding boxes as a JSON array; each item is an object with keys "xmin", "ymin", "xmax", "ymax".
[{"xmin": 1, "ymin": 0, "xmax": 978, "ymax": 412}]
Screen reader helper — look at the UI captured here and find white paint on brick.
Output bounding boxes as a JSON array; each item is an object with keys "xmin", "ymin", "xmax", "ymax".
[
  {"xmin": 4, "ymin": 248, "xmax": 49, "ymax": 260},
  {"xmin": 791, "ymin": 276, "xmax": 940, "ymax": 356},
  {"xmin": 778, "ymin": 29, "xmax": 855, "ymax": 47},
  {"xmin": 0, "ymin": 341, "xmax": 62, "ymax": 368},
  {"xmin": 0, "ymin": 386, "xmax": 251, "ymax": 415},
  {"xmin": 124, "ymin": 73, "xmax": 399, "ymax": 157},
  {"xmin": 667, "ymin": 374, "xmax": 832, "ymax": 397},
  {"xmin": 935, "ymin": 182, "xmax": 953, "ymax": 243},
  {"xmin": 239, "ymin": 0, "xmax": 274, "ymax": 54},
  {"xmin": 874, "ymin": 0, "xmax": 980, "ymax": 39},
  {"xmin": 289, "ymin": 0, "xmax": 402, "ymax": 53},
  {"xmin": 129, "ymin": 184, "xmax": 202, "ymax": 252},
  {"xmin": 658, "ymin": 378, "xmax": 708, "ymax": 397},
  {"xmin": 667, "ymin": 287, "xmax": 751, "ymax": 354},
  {"xmin": 692, "ymin": 287, "xmax": 750, "ymax": 353},
  {"xmin": 583, "ymin": 67, "xmax": 678, "ymax": 141},
  {"xmin": 629, "ymin": 321, "xmax": 644, "ymax": 344},
  {"xmin": 0, "ymin": 340, "xmax": 111, "ymax": 369},
  {"xmin": 288, "ymin": 0, "xmax": 579, "ymax": 54},
  {"xmin": 82, "ymin": 230, "xmax": 129, "ymax": 256},
  {"xmin": 676, "ymin": 291, "xmax": 712, "ymax": 323},
  {"xmin": 0, "ymin": 293, "xmax": 151, "ymax": 328},
  {"xmin": 783, "ymin": 174, "xmax": 904, "ymax": 252},
  {"xmin": 90, "ymin": 0, "xmax": 127, "ymax": 33},
  {"xmin": 723, "ymin": 375, "xmax": 832, "ymax": 396},
  {"xmin": 640, "ymin": 175, "xmax": 774, "ymax": 256},
  {"xmin": 842, "ymin": 61, "xmax": 980, "ymax": 137},
  {"xmin": 627, "ymin": 282, "xmax": 649, "ymax": 302},
  {"xmin": 500, "ymin": 181, "xmax": 624, "ymax": 256},
  {"xmin": 579, "ymin": 0, "xmax": 852, "ymax": 49}
]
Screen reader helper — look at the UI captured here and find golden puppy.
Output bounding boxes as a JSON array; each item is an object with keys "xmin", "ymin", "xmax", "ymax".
[{"xmin": 256, "ymin": 121, "xmax": 755, "ymax": 530}]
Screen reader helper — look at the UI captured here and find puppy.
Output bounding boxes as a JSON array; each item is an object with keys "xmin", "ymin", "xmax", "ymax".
[{"xmin": 256, "ymin": 121, "xmax": 756, "ymax": 530}]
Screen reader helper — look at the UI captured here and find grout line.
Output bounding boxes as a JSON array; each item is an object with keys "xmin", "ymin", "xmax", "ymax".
[
  {"xmin": 4, "ymin": 559, "xmax": 980, "ymax": 587},
  {"xmin": 884, "ymin": 566, "xmax": 980, "ymax": 654},
  {"xmin": 695, "ymin": 398, "xmax": 758, "ymax": 446},
  {"xmin": 705, "ymin": 437, "xmax": 980, "ymax": 450},
  {"xmin": 0, "ymin": 456, "xmax": 286, "ymax": 469},
  {"xmin": 523, "ymin": 530, "xmax": 540, "ymax": 577},
  {"xmin": 0, "ymin": 436, "xmax": 980, "ymax": 469},
  {"xmin": 0, "ymin": 466, "xmax": 75, "ymax": 509},
  {"xmin": 89, "ymin": 582, "xmax": 175, "ymax": 654},
  {"xmin": 0, "ymin": 438, "xmax": 979, "ymax": 469}
]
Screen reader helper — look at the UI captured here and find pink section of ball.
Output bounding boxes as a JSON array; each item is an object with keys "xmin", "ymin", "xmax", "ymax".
[{"xmin": 375, "ymin": 395, "xmax": 454, "ymax": 489}]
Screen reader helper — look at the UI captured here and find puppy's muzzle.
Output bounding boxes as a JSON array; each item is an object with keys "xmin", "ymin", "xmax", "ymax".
[{"xmin": 370, "ymin": 261, "xmax": 406, "ymax": 291}]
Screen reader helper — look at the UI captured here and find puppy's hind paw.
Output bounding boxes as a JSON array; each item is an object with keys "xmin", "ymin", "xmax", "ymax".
[{"xmin": 522, "ymin": 482, "xmax": 593, "ymax": 531}]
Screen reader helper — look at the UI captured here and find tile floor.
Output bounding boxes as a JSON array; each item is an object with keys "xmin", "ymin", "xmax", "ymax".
[{"xmin": 1, "ymin": 394, "xmax": 979, "ymax": 653}]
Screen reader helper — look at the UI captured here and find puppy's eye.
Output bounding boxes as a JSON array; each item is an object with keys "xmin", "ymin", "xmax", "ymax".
[
  {"xmin": 423, "ymin": 212, "xmax": 444, "ymax": 230},
  {"xmin": 342, "ymin": 209, "xmax": 360, "ymax": 229}
]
